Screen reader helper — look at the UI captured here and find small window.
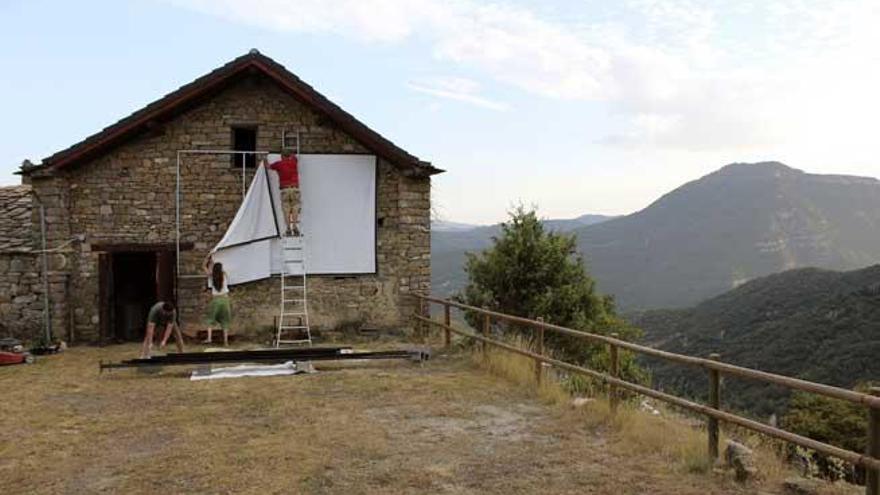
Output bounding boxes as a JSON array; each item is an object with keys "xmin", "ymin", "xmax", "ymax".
[{"xmin": 231, "ymin": 126, "xmax": 257, "ymax": 168}]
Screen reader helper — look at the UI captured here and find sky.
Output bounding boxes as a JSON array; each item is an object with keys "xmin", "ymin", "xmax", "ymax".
[{"xmin": 1, "ymin": 0, "xmax": 879, "ymax": 224}]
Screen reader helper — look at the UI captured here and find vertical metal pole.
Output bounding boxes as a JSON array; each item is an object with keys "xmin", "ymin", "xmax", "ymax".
[
  {"xmin": 535, "ymin": 317, "xmax": 545, "ymax": 386},
  {"xmin": 866, "ymin": 387, "xmax": 880, "ymax": 495},
  {"xmin": 241, "ymin": 152, "xmax": 246, "ymax": 199},
  {"xmin": 708, "ymin": 353, "xmax": 721, "ymax": 463},
  {"xmin": 421, "ymin": 297, "xmax": 430, "ymax": 343},
  {"xmin": 39, "ymin": 204, "xmax": 52, "ymax": 343},
  {"xmin": 481, "ymin": 308, "xmax": 489, "ymax": 356},
  {"xmin": 443, "ymin": 303, "xmax": 451, "ymax": 347},
  {"xmin": 609, "ymin": 332, "xmax": 620, "ymax": 413},
  {"xmin": 175, "ymin": 152, "xmax": 181, "ymax": 277}
]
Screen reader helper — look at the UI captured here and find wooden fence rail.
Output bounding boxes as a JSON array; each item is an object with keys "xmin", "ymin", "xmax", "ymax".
[{"xmin": 412, "ymin": 294, "xmax": 880, "ymax": 494}]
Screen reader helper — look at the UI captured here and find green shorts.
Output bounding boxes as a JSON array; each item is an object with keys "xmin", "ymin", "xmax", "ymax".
[{"xmin": 205, "ymin": 295, "xmax": 231, "ymax": 330}]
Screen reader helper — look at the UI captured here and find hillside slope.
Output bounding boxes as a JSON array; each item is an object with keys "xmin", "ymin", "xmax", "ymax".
[
  {"xmin": 574, "ymin": 162, "xmax": 880, "ymax": 309},
  {"xmin": 632, "ymin": 265, "xmax": 880, "ymax": 416},
  {"xmin": 431, "ymin": 214, "xmax": 614, "ymax": 297}
]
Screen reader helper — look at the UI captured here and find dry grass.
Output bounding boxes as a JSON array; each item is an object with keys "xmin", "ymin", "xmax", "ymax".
[
  {"xmin": 473, "ymin": 342, "xmax": 717, "ymax": 473},
  {"xmin": 0, "ymin": 340, "xmax": 841, "ymax": 494},
  {"xmin": 464, "ymin": 333, "xmax": 865, "ymax": 494}
]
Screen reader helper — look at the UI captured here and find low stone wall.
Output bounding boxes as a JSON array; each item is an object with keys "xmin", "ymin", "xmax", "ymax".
[
  {"xmin": 0, "ymin": 253, "xmax": 43, "ymax": 341},
  {"xmin": 0, "ymin": 251, "xmax": 70, "ymax": 343}
]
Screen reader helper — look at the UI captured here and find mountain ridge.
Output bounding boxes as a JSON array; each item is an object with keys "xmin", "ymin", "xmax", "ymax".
[{"xmin": 574, "ymin": 161, "xmax": 880, "ymax": 309}]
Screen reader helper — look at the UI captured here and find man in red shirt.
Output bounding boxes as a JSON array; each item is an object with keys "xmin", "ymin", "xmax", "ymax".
[{"xmin": 268, "ymin": 153, "xmax": 300, "ymax": 236}]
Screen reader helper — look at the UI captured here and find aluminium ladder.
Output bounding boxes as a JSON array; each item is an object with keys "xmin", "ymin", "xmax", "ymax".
[{"xmin": 275, "ymin": 235, "xmax": 312, "ymax": 346}]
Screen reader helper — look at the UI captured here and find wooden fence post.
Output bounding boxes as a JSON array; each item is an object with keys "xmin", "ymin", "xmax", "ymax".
[
  {"xmin": 535, "ymin": 317, "xmax": 545, "ymax": 386},
  {"xmin": 420, "ymin": 296, "xmax": 429, "ymax": 342},
  {"xmin": 867, "ymin": 387, "xmax": 880, "ymax": 495},
  {"xmin": 609, "ymin": 333, "xmax": 620, "ymax": 413},
  {"xmin": 443, "ymin": 303, "xmax": 451, "ymax": 348},
  {"xmin": 708, "ymin": 353, "xmax": 721, "ymax": 463},
  {"xmin": 481, "ymin": 308, "xmax": 489, "ymax": 356}
]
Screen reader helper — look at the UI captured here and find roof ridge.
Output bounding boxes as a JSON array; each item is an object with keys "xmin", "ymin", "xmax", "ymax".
[{"xmin": 27, "ymin": 50, "xmax": 442, "ymax": 176}]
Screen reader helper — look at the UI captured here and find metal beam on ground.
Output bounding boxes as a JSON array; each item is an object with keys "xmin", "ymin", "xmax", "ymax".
[{"xmin": 99, "ymin": 347, "xmax": 429, "ymax": 372}]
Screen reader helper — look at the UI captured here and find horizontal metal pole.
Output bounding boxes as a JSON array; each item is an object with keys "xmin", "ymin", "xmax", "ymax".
[
  {"xmin": 414, "ymin": 294, "xmax": 880, "ymax": 409},
  {"xmin": 176, "ymin": 150, "xmax": 271, "ymax": 155},
  {"xmin": 415, "ymin": 314, "xmax": 880, "ymax": 472},
  {"xmin": 101, "ymin": 349, "xmax": 426, "ymax": 370},
  {"xmin": 151, "ymin": 346, "xmax": 350, "ymax": 359}
]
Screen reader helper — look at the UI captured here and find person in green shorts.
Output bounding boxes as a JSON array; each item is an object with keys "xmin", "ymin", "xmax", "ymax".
[
  {"xmin": 141, "ymin": 301, "xmax": 183, "ymax": 358},
  {"xmin": 204, "ymin": 256, "xmax": 232, "ymax": 346}
]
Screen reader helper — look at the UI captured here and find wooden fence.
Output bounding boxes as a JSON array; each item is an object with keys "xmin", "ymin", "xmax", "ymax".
[{"xmin": 412, "ymin": 293, "xmax": 880, "ymax": 495}]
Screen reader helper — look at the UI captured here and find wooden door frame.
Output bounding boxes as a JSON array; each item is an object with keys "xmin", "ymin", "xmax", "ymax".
[{"xmin": 95, "ymin": 243, "xmax": 190, "ymax": 342}]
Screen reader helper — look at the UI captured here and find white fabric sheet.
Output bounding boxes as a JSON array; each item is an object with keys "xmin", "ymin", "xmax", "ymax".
[
  {"xmin": 213, "ymin": 239, "xmax": 273, "ymax": 285},
  {"xmin": 214, "ymin": 164, "xmax": 285, "ymax": 249},
  {"xmin": 212, "ymin": 163, "xmax": 287, "ymax": 285},
  {"xmin": 299, "ymin": 154, "xmax": 376, "ymax": 274},
  {"xmin": 212, "ymin": 155, "xmax": 377, "ymax": 284}
]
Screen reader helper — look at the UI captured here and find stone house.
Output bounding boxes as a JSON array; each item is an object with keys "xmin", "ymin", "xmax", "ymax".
[{"xmin": 7, "ymin": 50, "xmax": 440, "ymax": 344}]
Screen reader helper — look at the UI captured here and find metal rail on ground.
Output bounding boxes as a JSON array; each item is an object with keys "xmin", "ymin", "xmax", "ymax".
[{"xmin": 100, "ymin": 346, "xmax": 429, "ymax": 371}]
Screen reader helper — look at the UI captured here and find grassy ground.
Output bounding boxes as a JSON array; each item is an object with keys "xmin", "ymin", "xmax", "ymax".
[{"xmin": 0, "ymin": 341, "xmax": 850, "ymax": 494}]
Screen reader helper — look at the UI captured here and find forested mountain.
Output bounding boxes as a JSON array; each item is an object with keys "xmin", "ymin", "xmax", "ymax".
[
  {"xmin": 632, "ymin": 265, "xmax": 880, "ymax": 417},
  {"xmin": 575, "ymin": 162, "xmax": 880, "ymax": 309}
]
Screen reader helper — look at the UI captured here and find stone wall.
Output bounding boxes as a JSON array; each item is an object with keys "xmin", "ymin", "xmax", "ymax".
[
  {"xmin": 0, "ymin": 253, "xmax": 69, "ymax": 343},
  {"xmin": 28, "ymin": 74, "xmax": 431, "ymax": 342},
  {"xmin": 0, "ymin": 253, "xmax": 42, "ymax": 340}
]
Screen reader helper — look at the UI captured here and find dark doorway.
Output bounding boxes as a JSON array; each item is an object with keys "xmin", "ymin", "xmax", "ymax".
[
  {"xmin": 112, "ymin": 253, "xmax": 156, "ymax": 341},
  {"xmin": 98, "ymin": 249, "xmax": 177, "ymax": 342}
]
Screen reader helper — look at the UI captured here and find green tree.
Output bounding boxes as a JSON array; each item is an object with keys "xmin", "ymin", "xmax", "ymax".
[
  {"xmin": 456, "ymin": 206, "xmax": 647, "ymax": 384},
  {"xmin": 782, "ymin": 390, "xmax": 869, "ymax": 454},
  {"xmin": 781, "ymin": 388, "xmax": 872, "ymax": 481}
]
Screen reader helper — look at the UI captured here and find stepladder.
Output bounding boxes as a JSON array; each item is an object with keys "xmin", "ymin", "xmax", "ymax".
[{"xmin": 275, "ymin": 235, "xmax": 312, "ymax": 346}]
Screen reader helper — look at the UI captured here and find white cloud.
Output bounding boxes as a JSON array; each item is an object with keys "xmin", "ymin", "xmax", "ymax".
[
  {"xmin": 407, "ymin": 77, "xmax": 509, "ymax": 111},
  {"xmin": 168, "ymin": 0, "xmax": 880, "ymax": 155}
]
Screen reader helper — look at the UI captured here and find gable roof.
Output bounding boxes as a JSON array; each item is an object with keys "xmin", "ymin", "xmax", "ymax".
[
  {"xmin": 27, "ymin": 50, "xmax": 442, "ymax": 177},
  {"xmin": 0, "ymin": 185, "xmax": 33, "ymax": 253}
]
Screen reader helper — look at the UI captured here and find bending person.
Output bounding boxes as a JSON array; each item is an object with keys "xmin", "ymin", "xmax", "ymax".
[
  {"xmin": 141, "ymin": 301, "xmax": 180, "ymax": 358},
  {"xmin": 204, "ymin": 255, "xmax": 232, "ymax": 346}
]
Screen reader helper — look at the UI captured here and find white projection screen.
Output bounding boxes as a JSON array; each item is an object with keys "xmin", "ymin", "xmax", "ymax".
[{"xmin": 298, "ymin": 154, "xmax": 377, "ymax": 274}]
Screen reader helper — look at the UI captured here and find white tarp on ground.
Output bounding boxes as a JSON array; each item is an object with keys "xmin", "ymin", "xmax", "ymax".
[
  {"xmin": 189, "ymin": 360, "xmax": 315, "ymax": 381},
  {"xmin": 211, "ymin": 154, "xmax": 377, "ymax": 284}
]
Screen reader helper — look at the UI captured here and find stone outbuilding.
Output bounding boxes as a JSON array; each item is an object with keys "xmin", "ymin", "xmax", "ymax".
[{"xmin": 6, "ymin": 50, "xmax": 440, "ymax": 343}]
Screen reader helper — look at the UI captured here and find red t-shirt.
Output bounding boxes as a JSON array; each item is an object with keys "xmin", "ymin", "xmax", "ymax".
[{"xmin": 269, "ymin": 156, "xmax": 299, "ymax": 188}]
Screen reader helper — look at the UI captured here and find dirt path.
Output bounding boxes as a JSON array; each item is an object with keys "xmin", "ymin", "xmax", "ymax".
[{"xmin": 1, "ymin": 344, "xmax": 768, "ymax": 494}]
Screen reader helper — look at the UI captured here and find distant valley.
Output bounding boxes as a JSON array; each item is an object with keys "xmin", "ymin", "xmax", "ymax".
[
  {"xmin": 632, "ymin": 264, "xmax": 880, "ymax": 416},
  {"xmin": 433, "ymin": 162, "xmax": 880, "ymax": 310}
]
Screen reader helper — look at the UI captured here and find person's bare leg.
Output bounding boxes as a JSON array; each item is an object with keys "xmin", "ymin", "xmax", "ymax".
[
  {"xmin": 222, "ymin": 328, "xmax": 228, "ymax": 347},
  {"xmin": 173, "ymin": 323, "xmax": 184, "ymax": 353},
  {"xmin": 141, "ymin": 323, "xmax": 155, "ymax": 359},
  {"xmin": 159, "ymin": 323, "xmax": 173, "ymax": 348},
  {"xmin": 204, "ymin": 327, "xmax": 212, "ymax": 344}
]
